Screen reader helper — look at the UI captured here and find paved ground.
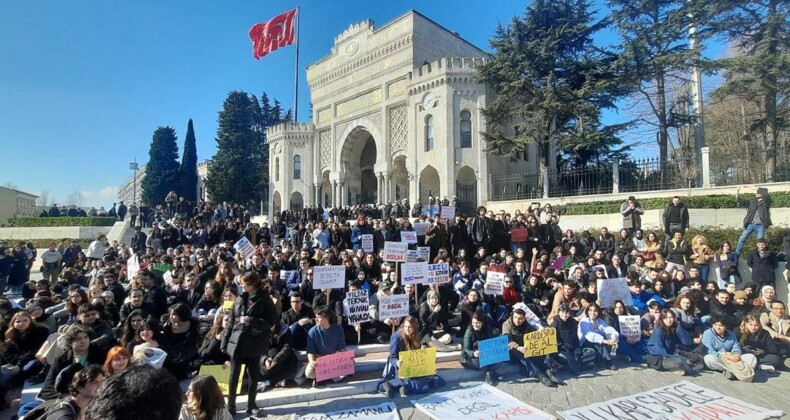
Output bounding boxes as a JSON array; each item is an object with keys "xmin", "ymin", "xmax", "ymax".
[{"xmin": 253, "ymin": 365, "xmax": 788, "ymax": 419}]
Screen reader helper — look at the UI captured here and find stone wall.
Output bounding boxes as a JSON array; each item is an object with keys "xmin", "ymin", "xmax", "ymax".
[{"xmin": 0, "ymin": 226, "xmax": 112, "ymax": 241}]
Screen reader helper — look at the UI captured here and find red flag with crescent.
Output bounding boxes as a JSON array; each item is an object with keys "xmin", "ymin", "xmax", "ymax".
[{"xmin": 249, "ymin": 9, "xmax": 296, "ymax": 60}]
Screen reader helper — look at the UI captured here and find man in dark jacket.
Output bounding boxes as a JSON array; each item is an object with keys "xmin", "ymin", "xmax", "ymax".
[
  {"xmin": 662, "ymin": 196, "xmax": 689, "ymax": 241},
  {"xmin": 747, "ymin": 239, "xmax": 778, "ymax": 289},
  {"xmin": 470, "ymin": 206, "xmax": 493, "ymax": 255},
  {"xmin": 707, "ymin": 289, "xmax": 739, "ymax": 331},
  {"xmin": 735, "ymin": 186, "xmax": 772, "ymax": 256},
  {"xmin": 139, "ymin": 270, "xmax": 167, "ymax": 319},
  {"xmin": 502, "ymin": 309, "xmax": 562, "ymax": 387},
  {"xmin": 130, "ymin": 226, "xmax": 147, "ymax": 254},
  {"xmin": 550, "ymin": 304, "xmax": 592, "ymax": 374},
  {"xmin": 39, "ymin": 325, "xmax": 106, "ymax": 401},
  {"xmin": 117, "ymin": 201, "xmax": 128, "ymax": 221}
]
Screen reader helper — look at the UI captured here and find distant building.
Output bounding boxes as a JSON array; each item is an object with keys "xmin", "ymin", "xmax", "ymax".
[
  {"xmin": 0, "ymin": 186, "xmax": 38, "ymax": 226},
  {"xmin": 117, "ymin": 162, "xmax": 209, "ymax": 204}
]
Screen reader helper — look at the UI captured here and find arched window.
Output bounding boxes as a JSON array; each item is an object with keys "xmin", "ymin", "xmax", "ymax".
[
  {"xmin": 425, "ymin": 115, "xmax": 434, "ymax": 152},
  {"xmin": 460, "ymin": 110, "xmax": 472, "ymax": 148},
  {"xmin": 275, "ymin": 158, "xmax": 280, "ymax": 182},
  {"xmin": 293, "ymin": 155, "xmax": 301, "ymax": 180}
]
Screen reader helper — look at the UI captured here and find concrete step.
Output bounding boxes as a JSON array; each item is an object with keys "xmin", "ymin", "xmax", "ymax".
[
  {"xmin": 295, "ymin": 343, "xmax": 389, "ymax": 361},
  {"xmin": 354, "ymin": 350, "xmax": 462, "ymax": 373}
]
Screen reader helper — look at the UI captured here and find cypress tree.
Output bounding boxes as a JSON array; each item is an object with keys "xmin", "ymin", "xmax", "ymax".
[
  {"xmin": 142, "ymin": 126, "xmax": 180, "ymax": 206},
  {"xmin": 179, "ymin": 119, "xmax": 199, "ymax": 202}
]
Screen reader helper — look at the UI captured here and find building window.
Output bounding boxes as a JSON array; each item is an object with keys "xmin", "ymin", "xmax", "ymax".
[
  {"xmin": 425, "ymin": 115, "xmax": 434, "ymax": 151},
  {"xmin": 275, "ymin": 158, "xmax": 280, "ymax": 182},
  {"xmin": 293, "ymin": 155, "xmax": 302, "ymax": 180},
  {"xmin": 460, "ymin": 110, "xmax": 472, "ymax": 148}
]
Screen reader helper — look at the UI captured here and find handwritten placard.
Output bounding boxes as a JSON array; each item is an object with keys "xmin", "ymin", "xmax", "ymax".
[
  {"xmin": 425, "ymin": 263, "xmax": 450, "ymax": 285},
  {"xmin": 383, "ymin": 241, "xmax": 407, "ymax": 262},
  {"xmin": 378, "ymin": 294, "xmax": 409, "ymax": 319},
  {"xmin": 523, "ymin": 327, "xmax": 558, "ymax": 357},
  {"xmin": 360, "ymin": 234, "xmax": 374, "ymax": 253},
  {"xmin": 401, "ymin": 262, "xmax": 429, "ymax": 285},
  {"xmin": 127, "ymin": 254, "xmax": 140, "ymax": 281},
  {"xmin": 343, "ymin": 290, "xmax": 370, "ymax": 325},
  {"xmin": 199, "ymin": 364, "xmax": 244, "ymax": 396},
  {"xmin": 417, "ymin": 246, "xmax": 431, "ymax": 262},
  {"xmin": 439, "ymin": 206, "xmax": 455, "ymax": 221},
  {"xmin": 315, "ymin": 350, "xmax": 355, "ymax": 382},
  {"xmin": 510, "ymin": 228, "xmax": 528, "ymax": 243},
  {"xmin": 414, "ymin": 222, "xmax": 430, "ymax": 237},
  {"xmin": 399, "ymin": 347, "xmax": 436, "ymax": 379},
  {"xmin": 233, "ymin": 236, "xmax": 256, "ymax": 259},
  {"xmin": 618, "ymin": 315, "xmax": 641, "ymax": 341},
  {"xmin": 313, "ymin": 265, "xmax": 346, "ymax": 290},
  {"xmin": 484, "ymin": 271, "xmax": 505, "ymax": 295},
  {"xmin": 295, "ymin": 402, "xmax": 400, "ymax": 420},
  {"xmin": 597, "ymin": 278, "xmax": 633, "ymax": 308},
  {"xmin": 478, "ymin": 335, "xmax": 510, "ymax": 367},
  {"xmin": 406, "ymin": 249, "xmax": 419, "ymax": 263},
  {"xmin": 401, "ymin": 231, "xmax": 418, "ymax": 244}
]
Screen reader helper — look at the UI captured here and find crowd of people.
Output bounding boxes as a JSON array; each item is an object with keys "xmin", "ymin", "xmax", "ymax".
[{"xmin": 0, "ymin": 187, "xmax": 787, "ymax": 419}]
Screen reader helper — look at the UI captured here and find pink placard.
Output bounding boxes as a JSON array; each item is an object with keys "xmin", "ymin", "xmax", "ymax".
[{"xmin": 315, "ymin": 350, "xmax": 356, "ymax": 382}]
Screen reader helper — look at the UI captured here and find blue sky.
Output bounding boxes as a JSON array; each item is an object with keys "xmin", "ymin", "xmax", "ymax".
[{"xmin": 0, "ymin": 1, "xmax": 721, "ymax": 208}]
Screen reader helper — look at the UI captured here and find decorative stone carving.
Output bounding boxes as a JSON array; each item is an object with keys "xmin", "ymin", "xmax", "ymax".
[
  {"xmin": 319, "ymin": 130, "xmax": 331, "ymax": 169},
  {"xmin": 389, "ymin": 105, "xmax": 408, "ymax": 154}
]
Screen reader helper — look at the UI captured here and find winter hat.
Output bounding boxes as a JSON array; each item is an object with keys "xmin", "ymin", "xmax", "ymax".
[{"xmin": 734, "ymin": 291, "xmax": 748, "ymax": 301}]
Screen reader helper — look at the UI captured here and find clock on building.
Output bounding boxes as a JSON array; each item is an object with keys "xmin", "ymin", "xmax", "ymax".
[{"xmin": 422, "ymin": 92, "xmax": 436, "ymax": 109}]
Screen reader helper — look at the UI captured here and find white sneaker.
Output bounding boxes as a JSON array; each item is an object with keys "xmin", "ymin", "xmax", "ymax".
[
  {"xmin": 760, "ymin": 364, "xmax": 776, "ymax": 372},
  {"xmin": 256, "ymin": 380, "xmax": 271, "ymax": 392}
]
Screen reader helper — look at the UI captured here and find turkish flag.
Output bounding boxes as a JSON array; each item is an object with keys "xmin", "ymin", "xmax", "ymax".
[{"xmin": 249, "ymin": 9, "xmax": 296, "ymax": 60}]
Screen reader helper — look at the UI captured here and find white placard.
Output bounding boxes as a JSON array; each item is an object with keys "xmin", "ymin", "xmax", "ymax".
[
  {"xmin": 439, "ymin": 206, "xmax": 456, "ymax": 221},
  {"xmin": 425, "ymin": 263, "xmax": 450, "ymax": 285},
  {"xmin": 414, "ymin": 383, "xmax": 554, "ymax": 420},
  {"xmin": 400, "ymin": 231, "xmax": 418, "ymax": 244},
  {"xmin": 343, "ymin": 290, "xmax": 370, "ymax": 325},
  {"xmin": 383, "ymin": 241, "xmax": 407, "ymax": 262},
  {"xmin": 414, "ymin": 222, "xmax": 430, "ymax": 236},
  {"xmin": 406, "ymin": 250, "xmax": 419, "ymax": 263},
  {"xmin": 313, "ymin": 265, "xmax": 346, "ymax": 290},
  {"xmin": 233, "ymin": 236, "xmax": 256, "ymax": 259},
  {"xmin": 296, "ymin": 402, "xmax": 400, "ymax": 420},
  {"xmin": 378, "ymin": 294, "xmax": 410, "ymax": 319},
  {"xmin": 360, "ymin": 234, "xmax": 374, "ymax": 253},
  {"xmin": 618, "ymin": 315, "xmax": 641, "ymax": 341},
  {"xmin": 597, "ymin": 278, "xmax": 633, "ymax": 308},
  {"xmin": 417, "ymin": 246, "xmax": 431, "ymax": 262},
  {"xmin": 401, "ymin": 262, "xmax": 429, "ymax": 285},
  {"xmin": 127, "ymin": 254, "xmax": 140, "ymax": 281},
  {"xmin": 484, "ymin": 271, "xmax": 505, "ymax": 295},
  {"xmin": 280, "ymin": 270, "xmax": 294, "ymax": 281}
]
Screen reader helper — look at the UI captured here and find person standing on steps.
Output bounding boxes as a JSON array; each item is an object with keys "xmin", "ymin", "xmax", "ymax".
[{"xmin": 735, "ymin": 187, "xmax": 772, "ymax": 258}]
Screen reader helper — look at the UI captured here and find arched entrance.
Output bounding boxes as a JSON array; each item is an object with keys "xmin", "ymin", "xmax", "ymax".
[
  {"xmin": 419, "ymin": 166, "xmax": 440, "ymax": 205},
  {"xmin": 341, "ymin": 127, "xmax": 378, "ymax": 205},
  {"xmin": 456, "ymin": 166, "xmax": 478, "ymax": 217},
  {"xmin": 321, "ymin": 171, "xmax": 331, "ymax": 208},
  {"xmin": 272, "ymin": 191, "xmax": 282, "ymax": 217},
  {"xmin": 392, "ymin": 155, "xmax": 410, "ymax": 201},
  {"xmin": 290, "ymin": 192, "xmax": 304, "ymax": 211}
]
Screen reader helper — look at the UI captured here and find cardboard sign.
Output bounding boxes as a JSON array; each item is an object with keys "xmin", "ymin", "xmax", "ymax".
[
  {"xmin": 417, "ymin": 246, "xmax": 431, "ymax": 262},
  {"xmin": 199, "ymin": 364, "xmax": 244, "ymax": 396},
  {"xmin": 406, "ymin": 250, "xmax": 420, "ymax": 263},
  {"xmin": 280, "ymin": 270, "xmax": 295, "ymax": 281},
  {"xmin": 401, "ymin": 231, "xmax": 418, "ymax": 244},
  {"xmin": 378, "ymin": 294, "xmax": 410, "ymax": 319},
  {"xmin": 399, "ymin": 347, "xmax": 436, "ymax": 378},
  {"xmin": 233, "ymin": 236, "xmax": 256, "ymax": 259},
  {"xmin": 511, "ymin": 228, "xmax": 528, "ymax": 243},
  {"xmin": 414, "ymin": 384, "xmax": 555, "ymax": 420},
  {"xmin": 343, "ymin": 290, "xmax": 370, "ymax": 325},
  {"xmin": 360, "ymin": 234, "xmax": 374, "ymax": 253},
  {"xmin": 315, "ymin": 350, "xmax": 356, "ymax": 382},
  {"xmin": 478, "ymin": 335, "xmax": 510, "ymax": 367},
  {"xmin": 222, "ymin": 300, "xmax": 234, "ymax": 310},
  {"xmin": 152, "ymin": 263, "xmax": 171, "ymax": 278},
  {"xmin": 618, "ymin": 315, "xmax": 641, "ymax": 340},
  {"xmin": 523, "ymin": 327, "xmax": 558, "ymax": 357},
  {"xmin": 127, "ymin": 254, "xmax": 139, "ymax": 281},
  {"xmin": 296, "ymin": 402, "xmax": 400, "ymax": 420},
  {"xmin": 549, "ymin": 256, "xmax": 567, "ymax": 270},
  {"xmin": 401, "ymin": 262, "xmax": 429, "ymax": 285},
  {"xmin": 597, "ymin": 278, "xmax": 633, "ymax": 308},
  {"xmin": 484, "ymin": 271, "xmax": 506, "ymax": 295},
  {"xmin": 313, "ymin": 265, "xmax": 346, "ymax": 290},
  {"xmin": 558, "ymin": 381, "xmax": 782, "ymax": 420},
  {"xmin": 425, "ymin": 263, "xmax": 450, "ymax": 285},
  {"xmin": 383, "ymin": 241, "xmax": 407, "ymax": 262},
  {"xmin": 414, "ymin": 222, "xmax": 430, "ymax": 237},
  {"xmin": 439, "ymin": 206, "xmax": 455, "ymax": 221}
]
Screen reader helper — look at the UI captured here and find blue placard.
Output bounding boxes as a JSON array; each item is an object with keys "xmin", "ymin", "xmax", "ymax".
[{"xmin": 478, "ymin": 335, "xmax": 510, "ymax": 367}]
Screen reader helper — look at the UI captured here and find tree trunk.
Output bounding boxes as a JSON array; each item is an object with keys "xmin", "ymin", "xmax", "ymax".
[
  {"xmin": 764, "ymin": 0, "xmax": 778, "ymax": 182},
  {"xmin": 656, "ymin": 71, "xmax": 669, "ymax": 188}
]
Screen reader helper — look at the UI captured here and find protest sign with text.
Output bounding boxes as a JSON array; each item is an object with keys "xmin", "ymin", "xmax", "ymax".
[
  {"xmin": 343, "ymin": 290, "xmax": 370, "ymax": 325},
  {"xmin": 618, "ymin": 315, "xmax": 641, "ymax": 340},
  {"xmin": 417, "ymin": 246, "xmax": 431, "ymax": 262},
  {"xmin": 383, "ymin": 241, "xmax": 407, "ymax": 262},
  {"xmin": 199, "ymin": 365, "xmax": 244, "ymax": 396},
  {"xmin": 439, "ymin": 206, "xmax": 455, "ymax": 221},
  {"xmin": 315, "ymin": 350, "xmax": 356, "ymax": 382},
  {"xmin": 312, "ymin": 265, "xmax": 346, "ymax": 290},
  {"xmin": 484, "ymin": 271, "xmax": 505, "ymax": 295},
  {"xmin": 597, "ymin": 278, "xmax": 633, "ymax": 308},
  {"xmin": 478, "ymin": 335, "xmax": 510, "ymax": 367},
  {"xmin": 233, "ymin": 236, "xmax": 257, "ymax": 259},
  {"xmin": 360, "ymin": 234, "xmax": 374, "ymax": 253},
  {"xmin": 399, "ymin": 347, "xmax": 436, "ymax": 378},
  {"xmin": 295, "ymin": 402, "xmax": 400, "ymax": 420},
  {"xmin": 127, "ymin": 255, "xmax": 140, "ymax": 281},
  {"xmin": 401, "ymin": 262, "xmax": 429, "ymax": 285},
  {"xmin": 400, "ymin": 231, "xmax": 418, "ymax": 244},
  {"xmin": 425, "ymin": 263, "xmax": 450, "ymax": 285},
  {"xmin": 406, "ymin": 250, "xmax": 419, "ymax": 263},
  {"xmin": 510, "ymin": 228, "xmax": 528, "ymax": 243},
  {"xmin": 414, "ymin": 222, "xmax": 430, "ymax": 237},
  {"xmin": 414, "ymin": 384, "xmax": 554, "ymax": 420},
  {"xmin": 523, "ymin": 327, "xmax": 558, "ymax": 357},
  {"xmin": 378, "ymin": 294, "xmax": 409, "ymax": 319}
]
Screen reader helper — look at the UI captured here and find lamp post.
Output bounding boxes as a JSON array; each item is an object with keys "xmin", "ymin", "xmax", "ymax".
[{"xmin": 129, "ymin": 159, "xmax": 139, "ymax": 205}]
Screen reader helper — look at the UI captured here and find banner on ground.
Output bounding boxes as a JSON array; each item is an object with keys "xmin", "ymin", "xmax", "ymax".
[
  {"xmin": 401, "ymin": 231, "xmax": 418, "ymax": 244},
  {"xmin": 618, "ymin": 315, "xmax": 641, "ymax": 340},
  {"xmin": 401, "ymin": 262, "xmax": 429, "ymax": 285},
  {"xmin": 233, "ymin": 236, "xmax": 257, "ymax": 259},
  {"xmin": 313, "ymin": 265, "xmax": 346, "ymax": 290},
  {"xmin": 558, "ymin": 381, "xmax": 783, "ymax": 420},
  {"xmin": 523, "ymin": 327, "xmax": 558, "ymax": 357},
  {"xmin": 294, "ymin": 402, "xmax": 400, "ymax": 420},
  {"xmin": 343, "ymin": 290, "xmax": 370, "ymax": 325},
  {"xmin": 425, "ymin": 263, "xmax": 450, "ymax": 285},
  {"xmin": 484, "ymin": 271, "xmax": 506, "ymax": 295},
  {"xmin": 511, "ymin": 228, "xmax": 528, "ymax": 243},
  {"xmin": 383, "ymin": 241, "xmax": 407, "ymax": 262},
  {"xmin": 417, "ymin": 246, "xmax": 431, "ymax": 262},
  {"xmin": 414, "ymin": 222, "xmax": 430, "ymax": 236},
  {"xmin": 360, "ymin": 234, "xmax": 374, "ymax": 253},
  {"xmin": 597, "ymin": 278, "xmax": 633, "ymax": 308},
  {"xmin": 199, "ymin": 364, "xmax": 243, "ymax": 396},
  {"xmin": 379, "ymin": 294, "xmax": 409, "ymax": 319},
  {"xmin": 315, "ymin": 350, "xmax": 355, "ymax": 382},
  {"xmin": 414, "ymin": 383, "xmax": 555, "ymax": 420},
  {"xmin": 478, "ymin": 335, "xmax": 510, "ymax": 367},
  {"xmin": 440, "ymin": 206, "xmax": 455, "ymax": 221},
  {"xmin": 398, "ymin": 347, "xmax": 436, "ymax": 378}
]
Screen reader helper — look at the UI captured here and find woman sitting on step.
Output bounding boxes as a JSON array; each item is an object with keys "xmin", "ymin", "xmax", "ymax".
[
  {"xmin": 381, "ymin": 316, "xmax": 445, "ymax": 397},
  {"xmin": 459, "ymin": 310, "xmax": 502, "ymax": 385}
]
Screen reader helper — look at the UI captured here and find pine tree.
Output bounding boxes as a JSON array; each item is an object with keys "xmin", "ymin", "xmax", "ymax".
[
  {"xmin": 142, "ymin": 126, "xmax": 180, "ymax": 205},
  {"xmin": 179, "ymin": 119, "xmax": 199, "ymax": 202}
]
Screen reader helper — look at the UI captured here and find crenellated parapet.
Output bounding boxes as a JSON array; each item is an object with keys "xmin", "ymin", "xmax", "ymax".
[{"xmin": 408, "ymin": 57, "xmax": 487, "ymax": 95}]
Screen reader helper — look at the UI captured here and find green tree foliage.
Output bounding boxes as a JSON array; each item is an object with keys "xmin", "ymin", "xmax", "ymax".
[
  {"xmin": 478, "ymin": 0, "xmax": 623, "ymax": 192},
  {"xmin": 205, "ymin": 91, "xmax": 289, "ymax": 207},
  {"xmin": 179, "ymin": 119, "xmax": 199, "ymax": 202},
  {"xmin": 142, "ymin": 126, "xmax": 180, "ymax": 206},
  {"xmin": 708, "ymin": 0, "xmax": 790, "ymax": 182}
]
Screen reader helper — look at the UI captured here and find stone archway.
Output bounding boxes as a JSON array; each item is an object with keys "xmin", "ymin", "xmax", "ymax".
[
  {"xmin": 340, "ymin": 127, "xmax": 378, "ymax": 205},
  {"xmin": 456, "ymin": 166, "xmax": 478, "ymax": 217},
  {"xmin": 321, "ymin": 171, "xmax": 331, "ymax": 208},
  {"xmin": 419, "ymin": 165, "xmax": 440, "ymax": 205},
  {"xmin": 272, "ymin": 191, "xmax": 282, "ymax": 216},
  {"xmin": 392, "ymin": 154, "xmax": 410, "ymax": 201},
  {"xmin": 290, "ymin": 192, "xmax": 304, "ymax": 211}
]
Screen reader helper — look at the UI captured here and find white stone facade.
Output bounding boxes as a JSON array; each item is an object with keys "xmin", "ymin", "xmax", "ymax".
[{"xmin": 268, "ymin": 10, "xmax": 549, "ymax": 218}]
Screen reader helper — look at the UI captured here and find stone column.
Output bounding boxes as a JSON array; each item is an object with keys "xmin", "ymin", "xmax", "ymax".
[
  {"xmin": 332, "ymin": 181, "xmax": 338, "ymax": 208},
  {"xmin": 384, "ymin": 174, "xmax": 392, "ymax": 203},
  {"xmin": 701, "ymin": 147, "xmax": 711, "ymax": 188},
  {"xmin": 612, "ymin": 160, "xmax": 620, "ymax": 194},
  {"xmin": 339, "ymin": 181, "xmax": 346, "ymax": 207},
  {"xmin": 376, "ymin": 174, "xmax": 383, "ymax": 204}
]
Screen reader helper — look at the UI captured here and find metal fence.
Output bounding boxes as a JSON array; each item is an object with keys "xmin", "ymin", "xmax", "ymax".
[
  {"xmin": 711, "ymin": 161, "xmax": 790, "ymax": 187},
  {"xmin": 618, "ymin": 158, "xmax": 695, "ymax": 193}
]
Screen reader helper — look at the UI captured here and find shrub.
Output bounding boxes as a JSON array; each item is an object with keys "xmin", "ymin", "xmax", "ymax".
[
  {"xmin": 7, "ymin": 217, "xmax": 117, "ymax": 227},
  {"xmin": 554, "ymin": 192, "xmax": 790, "ymax": 215}
]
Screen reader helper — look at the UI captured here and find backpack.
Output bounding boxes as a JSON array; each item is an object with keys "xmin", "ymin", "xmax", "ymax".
[{"xmin": 21, "ymin": 399, "xmax": 75, "ymax": 420}]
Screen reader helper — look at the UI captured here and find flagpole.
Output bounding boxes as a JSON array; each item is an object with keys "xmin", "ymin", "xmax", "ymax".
[{"xmin": 293, "ymin": 6, "xmax": 300, "ymax": 122}]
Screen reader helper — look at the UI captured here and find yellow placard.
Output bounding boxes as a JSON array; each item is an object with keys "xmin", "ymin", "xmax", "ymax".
[
  {"xmin": 198, "ymin": 364, "xmax": 244, "ymax": 396},
  {"xmin": 398, "ymin": 347, "xmax": 437, "ymax": 379},
  {"xmin": 223, "ymin": 300, "xmax": 234, "ymax": 310},
  {"xmin": 523, "ymin": 327, "xmax": 558, "ymax": 357}
]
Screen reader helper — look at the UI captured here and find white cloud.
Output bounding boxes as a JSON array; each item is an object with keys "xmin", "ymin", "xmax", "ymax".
[{"xmin": 79, "ymin": 186, "xmax": 119, "ymax": 207}]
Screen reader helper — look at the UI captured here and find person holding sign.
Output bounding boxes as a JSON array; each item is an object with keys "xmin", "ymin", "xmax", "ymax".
[
  {"xmin": 578, "ymin": 303, "xmax": 620, "ymax": 371},
  {"xmin": 460, "ymin": 311, "xmax": 502, "ymax": 385},
  {"xmin": 645, "ymin": 309, "xmax": 701, "ymax": 376},
  {"xmin": 304, "ymin": 306, "xmax": 346, "ymax": 387},
  {"xmin": 350, "ymin": 216, "xmax": 374, "ymax": 251},
  {"xmin": 602, "ymin": 300, "xmax": 645, "ymax": 364},
  {"xmin": 382, "ymin": 316, "xmax": 444, "ymax": 398},
  {"xmin": 502, "ymin": 309, "xmax": 563, "ymax": 388},
  {"xmin": 418, "ymin": 290, "xmax": 458, "ymax": 351}
]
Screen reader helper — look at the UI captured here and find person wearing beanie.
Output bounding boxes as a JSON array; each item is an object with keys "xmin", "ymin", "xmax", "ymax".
[{"xmin": 735, "ymin": 186, "xmax": 772, "ymax": 257}]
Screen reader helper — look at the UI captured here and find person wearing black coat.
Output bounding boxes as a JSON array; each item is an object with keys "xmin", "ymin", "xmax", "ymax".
[
  {"xmin": 140, "ymin": 270, "xmax": 167, "ymax": 319},
  {"xmin": 740, "ymin": 314, "xmax": 784, "ymax": 369},
  {"xmin": 221, "ymin": 272, "xmax": 278, "ymax": 417},
  {"xmin": 418, "ymin": 290, "xmax": 451, "ymax": 346},
  {"xmin": 39, "ymin": 325, "xmax": 106, "ymax": 401},
  {"xmin": 459, "ymin": 311, "xmax": 501, "ymax": 383},
  {"xmin": 469, "ymin": 207, "xmax": 493, "ymax": 255},
  {"xmin": 549, "ymin": 305, "xmax": 585, "ymax": 374},
  {"xmin": 449, "ymin": 216, "xmax": 470, "ymax": 257},
  {"xmin": 260, "ymin": 321, "xmax": 299, "ymax": 388},
  {"xmin": 735, "ymin": 187, "xmax": 772, "ymax": 256},
  {"xmin": 746, "ymin": 240, "xmax": 778, "ymax": 289},
  {"xmin": 162, "ymin": 304, "xmax": 202, "ymax": 380},
  {"xmin": 0, "ymin": 312, "xmax": 49, "ymax": 385}
]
